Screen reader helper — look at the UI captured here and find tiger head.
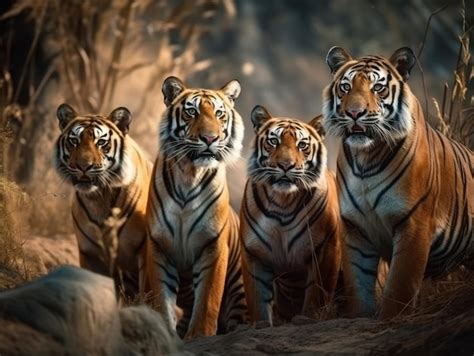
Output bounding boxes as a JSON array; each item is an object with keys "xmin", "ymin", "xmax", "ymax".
[
  {"xmin": 159, "ymin": 76, "xmax": 244, "ymax": 169},
  {"xmin": 322, "ymin": 47, "xmax": 416, "ymax": 150},
  {"xmin": 54, "ymin": 103, "xmax": 134, "ymax": 194},
  {"xmin": 248, "ymin": 105, "xmax": 327, "ymax": 193}
]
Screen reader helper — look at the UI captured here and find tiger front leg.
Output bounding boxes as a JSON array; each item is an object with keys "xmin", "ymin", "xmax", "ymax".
[
  {"xmin": 342, "ymin": 222, "xmax": 379, "ymax": 317},
  {"xmin": 302, "ymin": 230, "xmax": 341, "ymax": 318},
  {"xmin": 78, "ymin": 248, "xmax": 108, "ymax": 276},
  {"xmin": 185, "ymin": 242, "xmax": 229, "ymax": 339},
  {"xmin": 379, "ymin": 218, "xmax": 431, "ymax": 320},
  {"xmin": 241, "ymin": 249, "xmax": 274, "ymax": 326},
  {"xmin": 138, "ymin": 236, "xmax": 153, "ymax": 301},
  {"xmin": 149, "ymin": 249, "xmax": 180, "ymax": 331}
]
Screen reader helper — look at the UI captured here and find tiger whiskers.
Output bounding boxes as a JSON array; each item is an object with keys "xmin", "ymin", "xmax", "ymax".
[
  {"xmin": 218, "ymin": 145, "xmax": 242, "ymax": 167},
  {"xmin": 248, "ymin": 167, "xmax": 279, "ymax": 184},
  {"xmin": 325, "ymin": 116, "xmax": 352, "ymax": 137}
]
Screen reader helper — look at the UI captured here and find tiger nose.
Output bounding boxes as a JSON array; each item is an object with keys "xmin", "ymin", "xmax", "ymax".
[
  {"xmin": 200, "ymin": 134, "xmax": 219, "ymax": 146},
  {"xmin": 75, "ymin": 157, "xmax": 94, "ymax": 172},
  {"xmin": 278, "ymin": 160, "xmax": 295, "ymax": 172},
  {"xmin": 345, "ymin": 108, "xmax": 367, "ymax": 120}
]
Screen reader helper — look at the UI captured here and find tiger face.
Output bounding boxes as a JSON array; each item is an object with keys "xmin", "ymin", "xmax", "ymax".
[
  {"xmin": 160, "ymin": 76, "xmax": 244, "ymax": 168},
  {"xmin": 54, "ymin": 104, "xmax": 134, "ymax": 194},
  {"xmin": 322, "ymin": 47, "xmax": 416, "ymax": 150},
  {"xmin": 248, "ymin": 105, "xmax": 327, "ymax": 193}
]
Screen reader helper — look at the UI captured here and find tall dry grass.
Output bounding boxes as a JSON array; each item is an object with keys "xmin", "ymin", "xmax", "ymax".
[
  {"xmin": 0, "ymin": 105, "xmax": 31, "ymax": 283},
  {"xmin": 429, "ymin": 1, "xmax": 473, "ymax": 149}
]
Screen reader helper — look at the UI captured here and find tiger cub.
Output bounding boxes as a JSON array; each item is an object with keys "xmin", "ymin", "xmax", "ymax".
[
  {"xmin": 145, "ymin": 76, "xmax": 247, "ymax": 338},
  {"xmin": 54, "ymin": 104, "xmax": 152, "ymax": 299},
  {"xmin": 240, "ymin": 105, "xmax": 342, "ymax": 326}
]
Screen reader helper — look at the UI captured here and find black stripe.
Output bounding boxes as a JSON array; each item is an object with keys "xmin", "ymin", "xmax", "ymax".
[
  {"xmin": 162, "ymin": 158, "xmax": 185, "ymax": 207},
  {"xmin": 242, "ymin": 196, "xmax": 272, "ymax": 252},
  {"xmin": 346, "ymin": 243, "xmax": 379, "ymax": 259},
  {"xmin": 337, "ymin": 164, "xmax": 363, "ymax": 215},
  {"xmin": 372, "ymin": 148, "xmax": 414, "ymax": 209},
  {"xmin": 76, "ymin": 193, "xmax": 104, "ymax": 227},
  {"xmin": 72, "ymin": 213, "xmax": 101, "ymax": 249},
  {"xmin": 152, "ymin": 175, "xmax": 175, "ymax": 235},
  {"xmin": 287, "ymin": 192, "xmax": 328, "ymax": 251},
  {"xmin": 392, "ymin": 190, "xmax": 431, "ymax": 234},
  {"xmin": 193, "ymin": 218, "xmax": 229, "ymax": 263},
  {"xmin": 162, "ymin": 280, "xmax": 178, "ymax": 295},
  {"xmin": 157, "ymin": 262, "xmax": 179, "ymax": 286},
  {"xmin": 188, "ymin": 185, "xmax": 224, "ymax": 237},
  {"xmin": 351, "ymin": 262, "xmax": 377, "ymax": 276},
  {"xmin": 248, "ymin": 271, "xmax": 273, "ymax": 291}
]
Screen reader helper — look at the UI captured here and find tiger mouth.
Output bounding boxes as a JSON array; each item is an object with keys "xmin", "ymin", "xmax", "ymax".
[
  {"xmin": 272, "ymin": 176, "xmax": 295, "ymax": 186},
  {"xmin": 72, "ymin": 175, "xmax": 96, "ymax": 186},
  {"xmin": 349, "ymin": 124, "xmax": 366, "ymax": 134},
  {"xmin": 190, "ymin": 150, "xmax": 217, "ymax": 160}
]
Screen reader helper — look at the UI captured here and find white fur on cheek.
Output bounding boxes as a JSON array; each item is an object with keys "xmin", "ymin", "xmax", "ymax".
[{"xmin": 116, "ymin": 138, "xmax": 136, "ymax": 187}]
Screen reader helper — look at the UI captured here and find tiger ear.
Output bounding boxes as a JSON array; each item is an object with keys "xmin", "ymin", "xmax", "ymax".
[
  {"xmin": 326, "ymin": 46, "xmax": 352, "ymax": 74},
  {"xmin": 250, "ymin": 105, "xmax": 272, "ymax": 133},
  {"xmin": 308, "ymin": 115, "xmax": 325, "ymax": 139},
  {"xmin": 162, "ymin": 76, "xmax": 186, "ymax": 107},
  {"xmin": 56, "ymin": 103, "xmax": 77, "ymax": 131},
  {"xmin": 221, "ymin": 79, "xmax": 241, "ymax": 106},
  {"xmin": 389, "ymin": 47, "xmax": 416, "ymax": 82},
  {"xmin": 109, "ymin": 107, "xmax": 132, "ymax": 134}
]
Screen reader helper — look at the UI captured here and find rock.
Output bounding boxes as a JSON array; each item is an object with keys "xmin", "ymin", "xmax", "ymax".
[
  {"xmin": 0, "ymin": 266, "xmax": 182, "ymax": 355},
  {"xmin": 119, "ymin": 305, "xmax": 182, "ymax": 355},
  {"xmin": 0, "ymin": 265, "xmax": 121, "ymax": 354},
  {"xmin": 21, "ymin": 234, "xmax": 79, "ymax": 276}
]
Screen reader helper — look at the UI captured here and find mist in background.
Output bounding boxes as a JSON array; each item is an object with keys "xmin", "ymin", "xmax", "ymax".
[{"xmin": 0, "ymin": 0, "xmax": 471, "ymax": 235}]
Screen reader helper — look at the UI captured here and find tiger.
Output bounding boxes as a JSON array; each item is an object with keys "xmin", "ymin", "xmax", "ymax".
[
  {"xmin": 145, "ymin": 76, "xmax": 247, "ymax": 338},
  {"xmin": 322, "ymin": 46, "xmax": 474, "ymax": 319},
  {"xmin": 240, "ymin": 105, "xmax": 342, "ymax": 326},
  {"xmin": 54, "ymin": 103, "xmax": 152, "ymax": 300}
]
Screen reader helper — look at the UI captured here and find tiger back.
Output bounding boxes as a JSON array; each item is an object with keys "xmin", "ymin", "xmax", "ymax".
[
  {"xmin": 54, "ymin": 104, "xmax": 152, "ymax": 299},
  {"xmin": 240, "ymin": 105, "xmax": 342, "ymax": 326},
  {"xmin": 145, "ymin": 76, "xmax": 247, "ymax": 338},
  {"xmin": 322, "ymin": 46, "xmax": 474, "ymax": 319}
]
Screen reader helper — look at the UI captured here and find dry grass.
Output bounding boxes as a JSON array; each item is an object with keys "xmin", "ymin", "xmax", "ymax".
[
  {"xmin": 0, "ymin": 175, "xmax": 32, "ymax": 284},
  {"xmin": 430, "ymin": 1, "xmax": 473, "ymax": 149},
  {"xmin": 0, "ymin": 104, "xmax": 31, "ymax": 283}
]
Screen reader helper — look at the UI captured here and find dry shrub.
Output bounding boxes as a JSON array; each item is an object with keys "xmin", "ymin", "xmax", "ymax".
[
  {"xmin": 0, "ymin": 107, "xmax": 32, "ymax": 283},
  {"xmin": 0, "ymin": 177, "xmax": 32, "ymax": 284},
  {"xmin": 430, "ymin": 1, "xmax": 473, "ymax": 149},
  {"xmin": 417, "ymin": 267, "xmax": 474, "ymax": 317}
]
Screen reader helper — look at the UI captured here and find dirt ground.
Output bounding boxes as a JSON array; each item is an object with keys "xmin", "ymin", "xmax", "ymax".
[{"xmin": 184, "ymin": 311, "xmax": 474, "ymax": 355}]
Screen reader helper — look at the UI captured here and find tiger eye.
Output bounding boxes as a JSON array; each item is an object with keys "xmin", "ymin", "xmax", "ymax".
[
  {"xmin": 267, "ymin": 138, "xmax": 279, "ymax": 147},
  {"xmin": 373, "ymin": 83, "xmax": 385, "ymax": 92},
  {"xmin": 185, "ymin": 108, "xmax": 197, "ymax": 117},
  {"xmin": 340, "ymin": 83, "xmax": 351, "ymax": 92}
]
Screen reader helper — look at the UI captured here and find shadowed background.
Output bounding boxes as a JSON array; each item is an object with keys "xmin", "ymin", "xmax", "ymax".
[{"xmin": 0, "ymin": 0, "xmax": 472, "ymax": 238}]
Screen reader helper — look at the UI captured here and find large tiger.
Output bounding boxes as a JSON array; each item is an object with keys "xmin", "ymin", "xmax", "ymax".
[
  {"xmin": 323, "ymin": 46, "xmax": 474, "ymax": 319},
  {"xmin": 240, "ymin": 105, "xmax": 341, "ymax": 326},
  {"xmin": 54, "ymin": 104, "xmax": 152, "ymax": 299},
  {"xmin": 145, "ymin": 76, "xmax": 247, "ymax": 338}
]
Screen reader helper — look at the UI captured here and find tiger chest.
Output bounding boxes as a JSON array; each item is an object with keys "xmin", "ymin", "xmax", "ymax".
[
  {"xmin": 246, "ymin": 216, "xmax": 314, "ymax": 271},
  {"xmin": 340, "ymin": 173, "xmax": 409, "ymax": 251},
  {"xmin": 154, "ymin": 202, "xmax": 225, "ymax": 270},
  {"xmin": 72, "ymin": 199, "xmax": 145, "ymax": 270}
]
